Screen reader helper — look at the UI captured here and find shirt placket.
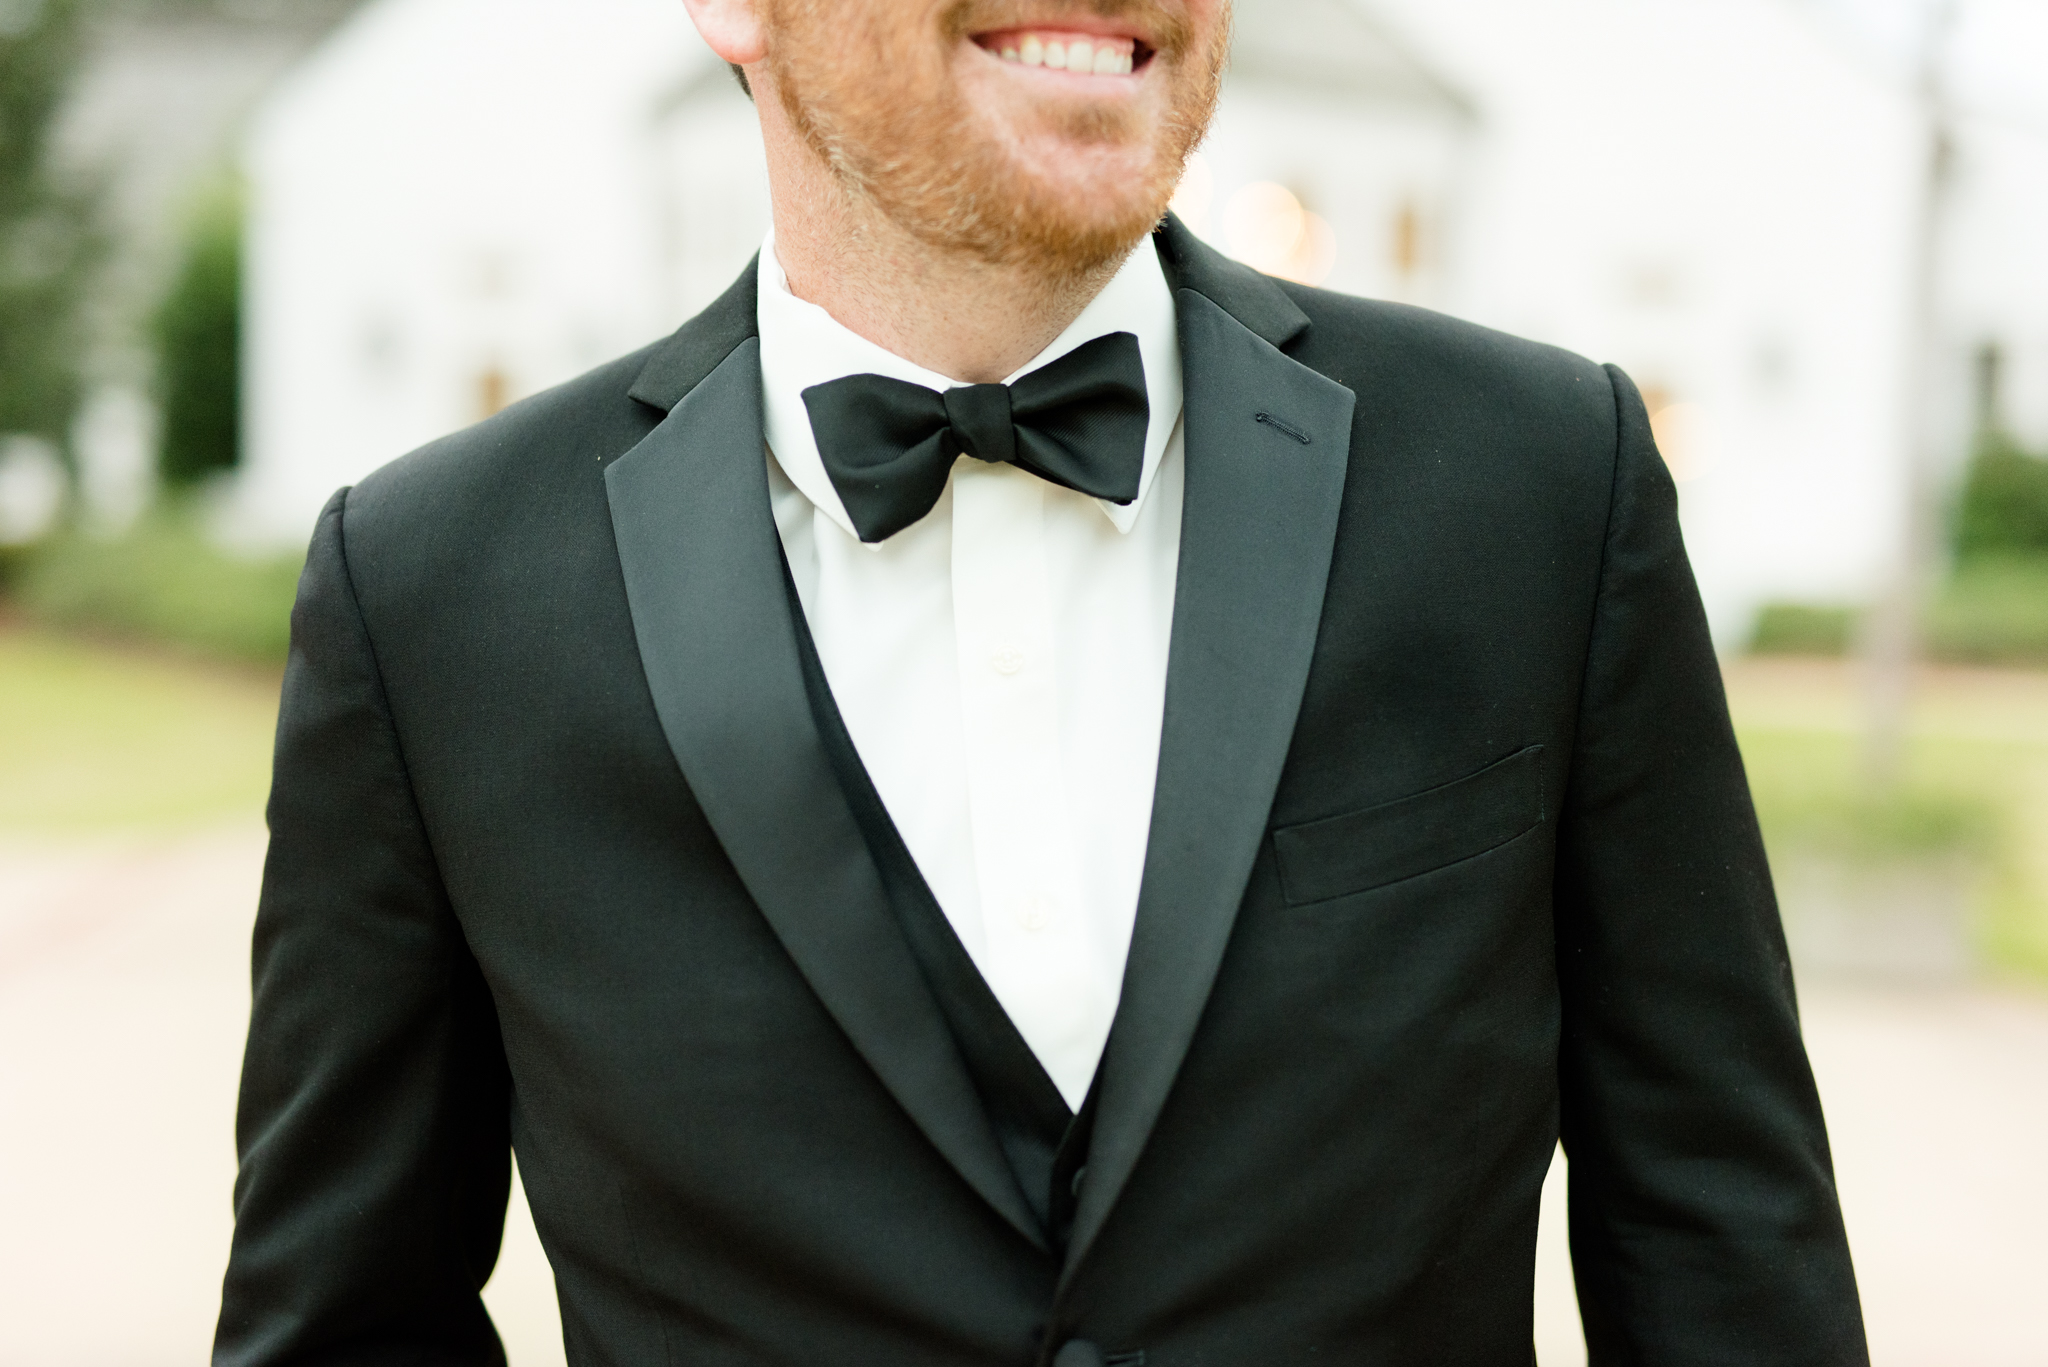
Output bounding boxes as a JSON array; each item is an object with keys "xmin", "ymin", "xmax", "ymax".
[{"xmin": 949, "ymin": 459, "xmax": 1111, "ymax": 1107}]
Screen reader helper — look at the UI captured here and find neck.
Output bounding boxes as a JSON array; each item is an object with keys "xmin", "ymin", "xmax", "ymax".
[{"xmin": 755, "ymin": 79, "xmax": 1132, "ymax": 385}]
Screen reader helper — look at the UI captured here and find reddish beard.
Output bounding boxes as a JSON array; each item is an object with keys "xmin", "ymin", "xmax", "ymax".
[{"xmin": 765, "ymin": 0, "xmax": 1228, "ymax": 277}]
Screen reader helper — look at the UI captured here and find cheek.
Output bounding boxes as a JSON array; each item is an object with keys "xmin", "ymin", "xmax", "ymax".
[
  {"xmin": 1191, "ymin": 0, "xmax": 1233, "ymax": 41},
  {"xmin": 783, "ymin": 0, "xmax": 926, "ymax": 96},
  {"xmin": 864, "ymin": 0, "xmax": 960, "ymax": 73}
]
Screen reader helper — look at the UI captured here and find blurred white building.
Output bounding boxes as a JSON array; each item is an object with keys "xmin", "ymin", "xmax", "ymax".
[
  {"xmin": 233, "ymin": 0, "xmax": 2048, "ymax": 644},
  {"xmin": 1947, "ymin": 112, "xmax": 2048, "ymax": 447},
  {"xmin": 232, "ymin": 0, "xmax": 711, "ymax": 543},
  {"xmin": 1379, "ymin": 0, "xmax": 1929, "ymax": 642}
]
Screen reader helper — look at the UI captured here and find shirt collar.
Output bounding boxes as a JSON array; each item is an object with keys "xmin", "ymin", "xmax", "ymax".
[{"xmin": 756, "ymin": 228, "xmax": 1183, "ymax": 543}]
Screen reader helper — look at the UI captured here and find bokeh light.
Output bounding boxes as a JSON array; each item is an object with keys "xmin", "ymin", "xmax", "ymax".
[
  {"xmin": 1220, "ymin": 181, "xmax": 1338, "ymax": 287},
  {"xmin": 1649, "ymin": 400, "xmax": 1714, "ymax": 483}
]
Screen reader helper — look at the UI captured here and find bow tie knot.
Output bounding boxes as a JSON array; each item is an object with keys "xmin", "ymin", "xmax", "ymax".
[
  {"xmin": 803, "ymin": 331, "xmax": 1149, "ymax": 544},
  {"xmin": 943, "ymin": 383, "xmax": 1019, "ymax": 468}
]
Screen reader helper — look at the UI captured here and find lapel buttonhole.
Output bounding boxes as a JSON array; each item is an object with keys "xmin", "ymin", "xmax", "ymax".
[{"xmin": 1254, "ymin": 411, "xmax": 1312, "ymax": 445}]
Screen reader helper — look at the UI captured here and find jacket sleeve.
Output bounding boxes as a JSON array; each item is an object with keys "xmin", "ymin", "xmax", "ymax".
[
  {"xmin": 215, "ymin": 488, "xmax": 512, "ymax": 1367},
  {"xmin": 1552, "ymin": 366, "xmax": 1867, "ymax": 1365}
]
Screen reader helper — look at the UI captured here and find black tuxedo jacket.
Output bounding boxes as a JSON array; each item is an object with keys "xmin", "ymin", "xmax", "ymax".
[{"xmin": 216, "ymin": 220, "xmax": 1865, "ymax": 1366}]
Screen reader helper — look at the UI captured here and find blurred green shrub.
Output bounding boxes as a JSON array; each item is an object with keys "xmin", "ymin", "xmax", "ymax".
[
  {"xmin": 1752, "ymin": 431, "xmax": 2048, "ymax": 663},
  {"xmin": 1749, "ymin": 602, "xmax": 1855, "ymax": 657},
  {"xmin": 0, "ymin": 0, "xmax": 98, "ymax": 450},
  {"xmin": 1954, "ymin": 431, "xmax": 2048, "ymax": 559},
  {"xmin": 1752, "ymin": 560, "xmax": 2048, "ymax": 665},
  {"xmin": 11, "ymin": 507, "xmax": 299, "ymax": 662},
  {"xmin": 153, "ymin": 187, "xmax": 241, "ymax": 486}
]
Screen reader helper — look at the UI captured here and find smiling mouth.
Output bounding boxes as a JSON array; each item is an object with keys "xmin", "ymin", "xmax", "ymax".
[{"xmin": 972, "ymin": 27, "xmax": 1153, "ymax": 76}]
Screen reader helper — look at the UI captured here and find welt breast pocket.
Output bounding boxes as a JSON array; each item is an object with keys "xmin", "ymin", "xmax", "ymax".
[{"xmin": 1272, "ymin": 745, "xmax": 1548, "ymax": 906}]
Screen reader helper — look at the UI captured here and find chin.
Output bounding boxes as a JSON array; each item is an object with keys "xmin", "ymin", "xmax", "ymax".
[
  {"xmin": 945, "ymin": 102, "xmax": 1179, "ymax": 266},
  {"xmin": 1003, "ymin": 121, "xmax": 1164, "ymax": 196},
  {"xmin": 1014, "ymin": 163, "xmax": 1168, "ymax": 253}
]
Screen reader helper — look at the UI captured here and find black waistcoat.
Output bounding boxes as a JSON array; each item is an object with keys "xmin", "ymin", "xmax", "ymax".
[{"xmin": 781, "ymin": 558, "xmax": 1098, "ymax": 1249}]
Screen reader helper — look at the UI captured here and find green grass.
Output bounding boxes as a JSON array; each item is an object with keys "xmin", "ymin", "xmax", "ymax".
[
  {"xmin": 1733, "ymin": 709, "xmax": 2048, "ymax": 982},
  {"xmin": 1740, "ymin": 730, "xmax": 1998, "ymax": 859},
  {"xmin": 8, "ymin": 508, "xmax": 302, "ymax": 664},
  {"xmin": 1925, "ymin": 555, "xmax": 2048, "ymax": 666},
  {"xmin": 1750, "ymin": 554, "xmax": 2048, "ymax": 666},
  {"xmin": 0, "ymin": 625, "xmax": 280, "ymax": 831}
]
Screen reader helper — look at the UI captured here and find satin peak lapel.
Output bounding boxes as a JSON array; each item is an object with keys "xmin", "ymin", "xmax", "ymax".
[
  {"xmin": 605, "ymin": 337, "xmax": 1045, "ymax": 1250},
  {"xmin": 1064, "ymin": 287, "xmax": 1356, "ymax": 1279}
]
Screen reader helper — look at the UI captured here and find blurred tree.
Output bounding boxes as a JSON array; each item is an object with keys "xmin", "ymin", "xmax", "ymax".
[
  {"xmin": 0, "ymin": 0, "xmax": 97, "ymax": 451},
  {"xmin": 1954, "ymin": 431, "xmax": 2048, "ymax": 559},
  {"xmin": 151, "ymin": 187, "xmax": 238, "ymax": 486}
]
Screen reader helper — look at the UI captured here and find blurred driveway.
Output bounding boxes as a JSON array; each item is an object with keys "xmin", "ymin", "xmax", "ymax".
[
  {"xmin": 0, "ymin": 823, "xmax": 563, "ymax": 1367},
  {"xmin": 2, "ymin": 824, "xmax": 2044, "ymax": 1367}
]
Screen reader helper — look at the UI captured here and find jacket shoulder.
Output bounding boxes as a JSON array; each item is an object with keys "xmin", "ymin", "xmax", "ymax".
[
  {"xmin": 1283, "ymin": 285, "xmax": 1615, "ymax": 430},
  {"xmin": 1275, "ymin": 285, "xmax": 1629, "ymax": 575}
]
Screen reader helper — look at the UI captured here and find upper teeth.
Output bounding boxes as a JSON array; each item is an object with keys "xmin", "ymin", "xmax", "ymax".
[{"xmin": 994, "ymin": 31, "xmax": 1136, "ymax": 75}]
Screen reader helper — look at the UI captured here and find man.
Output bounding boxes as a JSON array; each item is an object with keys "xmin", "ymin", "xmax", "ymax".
[{"xmin": 215, "ymin": 0, "xmax": 1868, "ymax": 1362}]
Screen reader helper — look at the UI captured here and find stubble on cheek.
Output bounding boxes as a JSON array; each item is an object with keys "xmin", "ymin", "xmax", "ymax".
[{"xmin": 767, "ymin": 0, "xmax": 1228, "ymax": 275}]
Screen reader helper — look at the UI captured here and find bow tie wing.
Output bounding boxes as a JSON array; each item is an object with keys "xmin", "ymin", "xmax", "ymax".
[
  {"xmin": 1006, "ymin": 332, "xmax": 1149, "ymax": 506},
  {"xmin": 803, "ymin": 375, "xmax": 957, "ymax": 543},
  {"xmin": 803, "ymin": 331, "xmax": 1150, "ymax": 544}
]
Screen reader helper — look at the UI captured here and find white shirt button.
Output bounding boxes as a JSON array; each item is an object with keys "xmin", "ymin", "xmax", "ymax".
[
  {"xmin": 1015, "ymin": 894, "xmax": 1051, "ymax": 932},
  {"xmin": 990, "ymin": 646, "xmax": 1027, "ymax": 676}
]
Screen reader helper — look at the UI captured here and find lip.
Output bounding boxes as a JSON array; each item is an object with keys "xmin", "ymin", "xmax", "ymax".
[{"xmin": 970, "ymin": 15, "xmax": 1154, "ymax": 43}]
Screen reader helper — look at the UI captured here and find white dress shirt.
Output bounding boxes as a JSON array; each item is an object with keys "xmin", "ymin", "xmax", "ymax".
[{"xmin": 757, "ymin": 232, "xmax": 1184, "ymax": 1108}]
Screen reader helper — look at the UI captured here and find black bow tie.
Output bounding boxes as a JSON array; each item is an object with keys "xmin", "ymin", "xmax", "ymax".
[{"xmin": 801, "ymin": 331, "xmax": 1149, "ymax": 544}]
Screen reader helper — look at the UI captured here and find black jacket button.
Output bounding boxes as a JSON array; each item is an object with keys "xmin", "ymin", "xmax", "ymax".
[{"xmin": 1053, "ymin": 1340, "xmax": 1106, "ymax": 1367}]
